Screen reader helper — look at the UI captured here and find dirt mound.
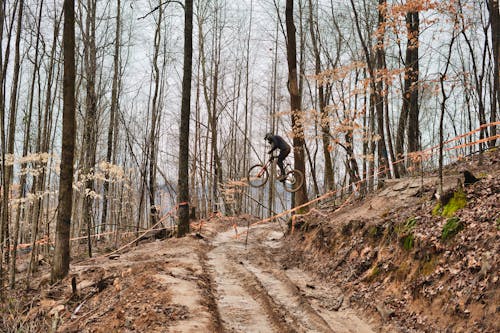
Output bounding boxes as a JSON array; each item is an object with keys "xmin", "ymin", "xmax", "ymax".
[{"xmin": 283, "ymin": 149, "xmax": 499, "ymax": 332}]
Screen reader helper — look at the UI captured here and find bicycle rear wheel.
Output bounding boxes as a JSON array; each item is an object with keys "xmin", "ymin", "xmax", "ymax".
[
  {"xmin": 247, "ymin": 164, "xmax": 269, "ymax": 188},
  {"xmin": 283, "ymin": 169, "xmax": 304, "ymax": 193}
]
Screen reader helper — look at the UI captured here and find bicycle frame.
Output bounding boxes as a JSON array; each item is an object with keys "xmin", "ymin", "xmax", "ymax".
[
  {"xmin": 256, "ymin": 158, "xmax": 273, "ymax": 177},
  {"xmin": 247, "ymin": 155, "xmax": 303, "ymax": 192},
  {"xmin": 264, "ymin": 155, "xmax": 286, "ymax": 178}
]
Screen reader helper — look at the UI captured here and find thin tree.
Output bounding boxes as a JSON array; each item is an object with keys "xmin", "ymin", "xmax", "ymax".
[
  {"xmin": 350, "ymin": 0, "xmax": 390, "ymax": 183},
  {"xmin": 177, "ymin": 0, "xmax": 193, "ymax": 237},
  {"xmin": 285, "ymin": 0, "xmax": 308, "ymax": 208},
  {"xmin": 81, "ymin": 0, "xmax": 98, "ymax": 257},
  {"xmin": 0, "ymin": 0, "xmax": 6, "ymax": 296},
  {"xmin": 5, "ymin": 0, "xmax": 24, "ymax": 281},
  {"xmin": 307, "ymin": 0, "xmax": 335, "ymax": 191},
  {"xmin": 52, "ymin": 0, "xmax": 76, "ymax": 282},
  {"xmin": 489, "ymin": 0, "xmax": 499, "ymax": 145},
  {"xmin": 395, "ymin": 5, "xmax": 420, "ymax": 175},
  {"xmin": 148, "ymin": 1, "xmax": 163, "ymax": 228},
  {"xmin": 439, "ymin": 33, "xmax": 457, "ymax": 196},
  {"xmin": 102, "ymin": 0, "xmax": 121, "ymax": 234}
]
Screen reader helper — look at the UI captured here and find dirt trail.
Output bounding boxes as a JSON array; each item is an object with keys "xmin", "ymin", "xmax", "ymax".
[
  {"xmin": 206, "ymin": 223, "xmax": 376, "ymax": 333},
  {"xmin": 52, "ymin": 219, "xmax": 377, "ymax": 332}
]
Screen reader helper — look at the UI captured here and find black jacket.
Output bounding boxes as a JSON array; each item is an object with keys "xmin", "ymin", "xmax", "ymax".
[{"xmin": 267, "ymin": 135, "xmax": 291, "ymax": 154}]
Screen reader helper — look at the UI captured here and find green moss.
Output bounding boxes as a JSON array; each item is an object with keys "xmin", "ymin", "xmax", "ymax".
[
  {"xmin": 442, "ymin": 190, "xmax": 467, "ymax": 217},
  {"xmin": 441, "ymin": 217, "xmax": 464, "ymax": 241},
  {"xmin": 434, "ymin": 189, "xmax": 467, "ymax": 217},
  {"xmin": 432, "ymin": 203, "xmax": 442, "ymax": 216}
]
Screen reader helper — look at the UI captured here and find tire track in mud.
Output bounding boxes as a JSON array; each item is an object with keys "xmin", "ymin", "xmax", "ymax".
[
  {"xmin": 206, "ymin": 224, "xmax": 376, "ymax": 333},
  {"xmin": 207, "ymin": 232, "xmax": 293, "ymax": 332}
]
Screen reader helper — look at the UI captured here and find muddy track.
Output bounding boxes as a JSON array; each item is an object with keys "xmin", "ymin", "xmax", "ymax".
[
  {"xmin": 206, "ymin": 223, "xmax": 376, "ymax": 333},
  {"xmin": 52, "ymin": 221, "xmax": 376, "ymax": 332}
]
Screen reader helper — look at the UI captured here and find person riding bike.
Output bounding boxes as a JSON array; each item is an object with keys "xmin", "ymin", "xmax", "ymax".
[{"xmin": 264, "ymin": 133, "xmax": 291, "ymax": 181}]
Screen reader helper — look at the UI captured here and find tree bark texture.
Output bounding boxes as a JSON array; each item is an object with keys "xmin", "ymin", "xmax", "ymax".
[
  {"xmin": 285, "ymin": 0, "xmax": 308, "ymax": 208},
  {"xmin": 52, "ymin": 0, "xmax": 76, "ymax": 282},
  {"xmin": 177, "ymin": 0, "xmax": 193, "ymax": 237}
]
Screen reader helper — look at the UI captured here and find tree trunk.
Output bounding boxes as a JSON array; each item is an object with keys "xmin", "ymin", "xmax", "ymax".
[
  {"xmin": 406, "ymin": 11, "xmax": 420, "ymax": 154},
  {"xmin": 81, "ymin": 0, "xmax": 98, "ymax": 258},
  {"xmin": 52, "ymin": 0, "xmax": 76, "ymax": 282},
  {"xmin": 148, "ymin": 1, "xmax": 163, "ymax": 227},
  {"xmin": 375, "ymin": 0, "xmax": 390, "ymax": 181},
  {"xmin": 438, "ymin": 34, "xmax": 456, "ymax": 195},
  {"xmin": 396, "ymin": 10, "xmax": 420, "ymax": 175},
  {"xmin": 5, "ymin": 0, "xmax": 24, "ymax": 284},
  {"xmin": 285, "ymin": 0, "xmax": 308, "ymax": 209},
  {"xmin": 307, "ymin": 0, "xmax": 334, "ymax": 191},
  {"xmin": 102, "ymin": 0, "xmax": 121, "ymax": 234},
  {"xmin": 0, "ymin": 0, "xmax": 7, "ymax": 295},
  {"xmin": 490, "ymin": 0, "xmax": 499, "ymax": 146},
  {"xmin": 177, "ymin": 0, "xmax": 194, "ymax": 237}
]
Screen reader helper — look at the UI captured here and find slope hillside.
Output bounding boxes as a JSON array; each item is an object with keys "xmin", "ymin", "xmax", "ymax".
[
  {"xmin": 282, "ymin": 149, "xmax": 499, "ymax": 332},
  {"xmin": 4, "ymin": 150, "xmax": 498, "ymax": 333}
]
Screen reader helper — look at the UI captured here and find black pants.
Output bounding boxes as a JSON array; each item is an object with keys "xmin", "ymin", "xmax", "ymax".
[{"xmin": 277, "ymin": 147, "xmax": 291, "ymax": 176}]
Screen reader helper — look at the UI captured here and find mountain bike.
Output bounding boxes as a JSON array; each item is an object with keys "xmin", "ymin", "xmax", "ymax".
[{"xmin": 247, "ymin": 155, "xmax": 304, "ymax": 193}]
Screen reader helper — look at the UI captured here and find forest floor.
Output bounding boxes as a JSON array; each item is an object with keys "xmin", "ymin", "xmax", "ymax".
[{"xmin": 2, "ymin": 149, "xmax": 499, "ymax": 332}]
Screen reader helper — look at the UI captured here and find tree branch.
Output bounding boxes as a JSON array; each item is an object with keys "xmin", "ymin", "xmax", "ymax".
[{"xmin": 138, "ymin": 0, "xmax": 184, "ymax": 20}]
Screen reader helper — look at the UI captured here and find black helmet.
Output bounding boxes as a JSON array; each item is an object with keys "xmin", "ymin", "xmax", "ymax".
[{"xmin": 264, "ymin": 133, "xmax": 273, "ymax": 140}]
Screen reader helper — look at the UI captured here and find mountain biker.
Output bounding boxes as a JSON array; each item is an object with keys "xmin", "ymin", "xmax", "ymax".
[{"xmin": 264, "ymin": 133, "xmax": 291, "ymax": 181}]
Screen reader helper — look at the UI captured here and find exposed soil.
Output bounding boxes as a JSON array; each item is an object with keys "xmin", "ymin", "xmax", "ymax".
[
  {"xmin": 9, "ymin": 215, "xmax": 378, "ymax": 332},
  {"xmin": 3, "ymin": 150, "xmax": 498, "ymax": 333},
  {"xmin": 283, "ymin": 149, "xmax": 499, "ymax": 333}
]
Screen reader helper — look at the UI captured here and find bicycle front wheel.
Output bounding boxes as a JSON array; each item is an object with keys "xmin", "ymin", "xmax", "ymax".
[
  {"xmin": 247, "ymin": 164, "xmax": 269, "ymax": 188},
  {"xmin": 283, "ymin": 169, "xmax": 304, "ymax": 193}
]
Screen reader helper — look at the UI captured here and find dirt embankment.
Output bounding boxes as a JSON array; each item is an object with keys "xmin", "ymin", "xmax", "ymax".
[{"xmin": 283, "ymin": 150, "xmax": 499, "ymax": 333}]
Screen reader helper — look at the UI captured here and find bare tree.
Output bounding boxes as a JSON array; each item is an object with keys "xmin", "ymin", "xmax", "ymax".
[
  {"xmin": 5, "ymin": 0, "xmax": 24, "ymax": 283},
  {"xmin": 490, "ymin": 0, "xmax": 499, "ymax": 146},
  {"xmin": 439, "ymin": 33, "xmax": 457, "ymax": 196},
  {"xmin": 177, "ymin": 0, "xmax": 193, "ymax": 237},
  {"xmin": 396, "ymin": 6, "xmax": 420, "ymax": 175},
  {"xmin": 350, "ymin": 0, "xmax": 390, "ymax": 184},
  {"xmin": 307, "ymin": 0, "xmax": 335, "ymax": 191},
  {"xmin": 0, "ymin": 0, "xmax": 7, "ymax": 295},
  {"xmin": 101, "ymin": 0, "xmax": 122, "ymax": 233},
  {"xmin": 148, "ymin": 3, "xmax": 162, "ymax": 228},
  {"xmin": 80, "ymin": 0, "xmax": 99, "ymax": 257},
  {"xmin": 52, "ymin": 0, "xmax": 77, "ymax": 282},
  {"xmin": 285, "ymin": 0, "xmax": 308, "ymax": 208}
]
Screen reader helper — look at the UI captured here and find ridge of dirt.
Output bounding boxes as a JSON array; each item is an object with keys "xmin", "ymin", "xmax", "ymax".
[{"xmin": 282, "ymin": 149, "xmax": 499, "ymax": 333}]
